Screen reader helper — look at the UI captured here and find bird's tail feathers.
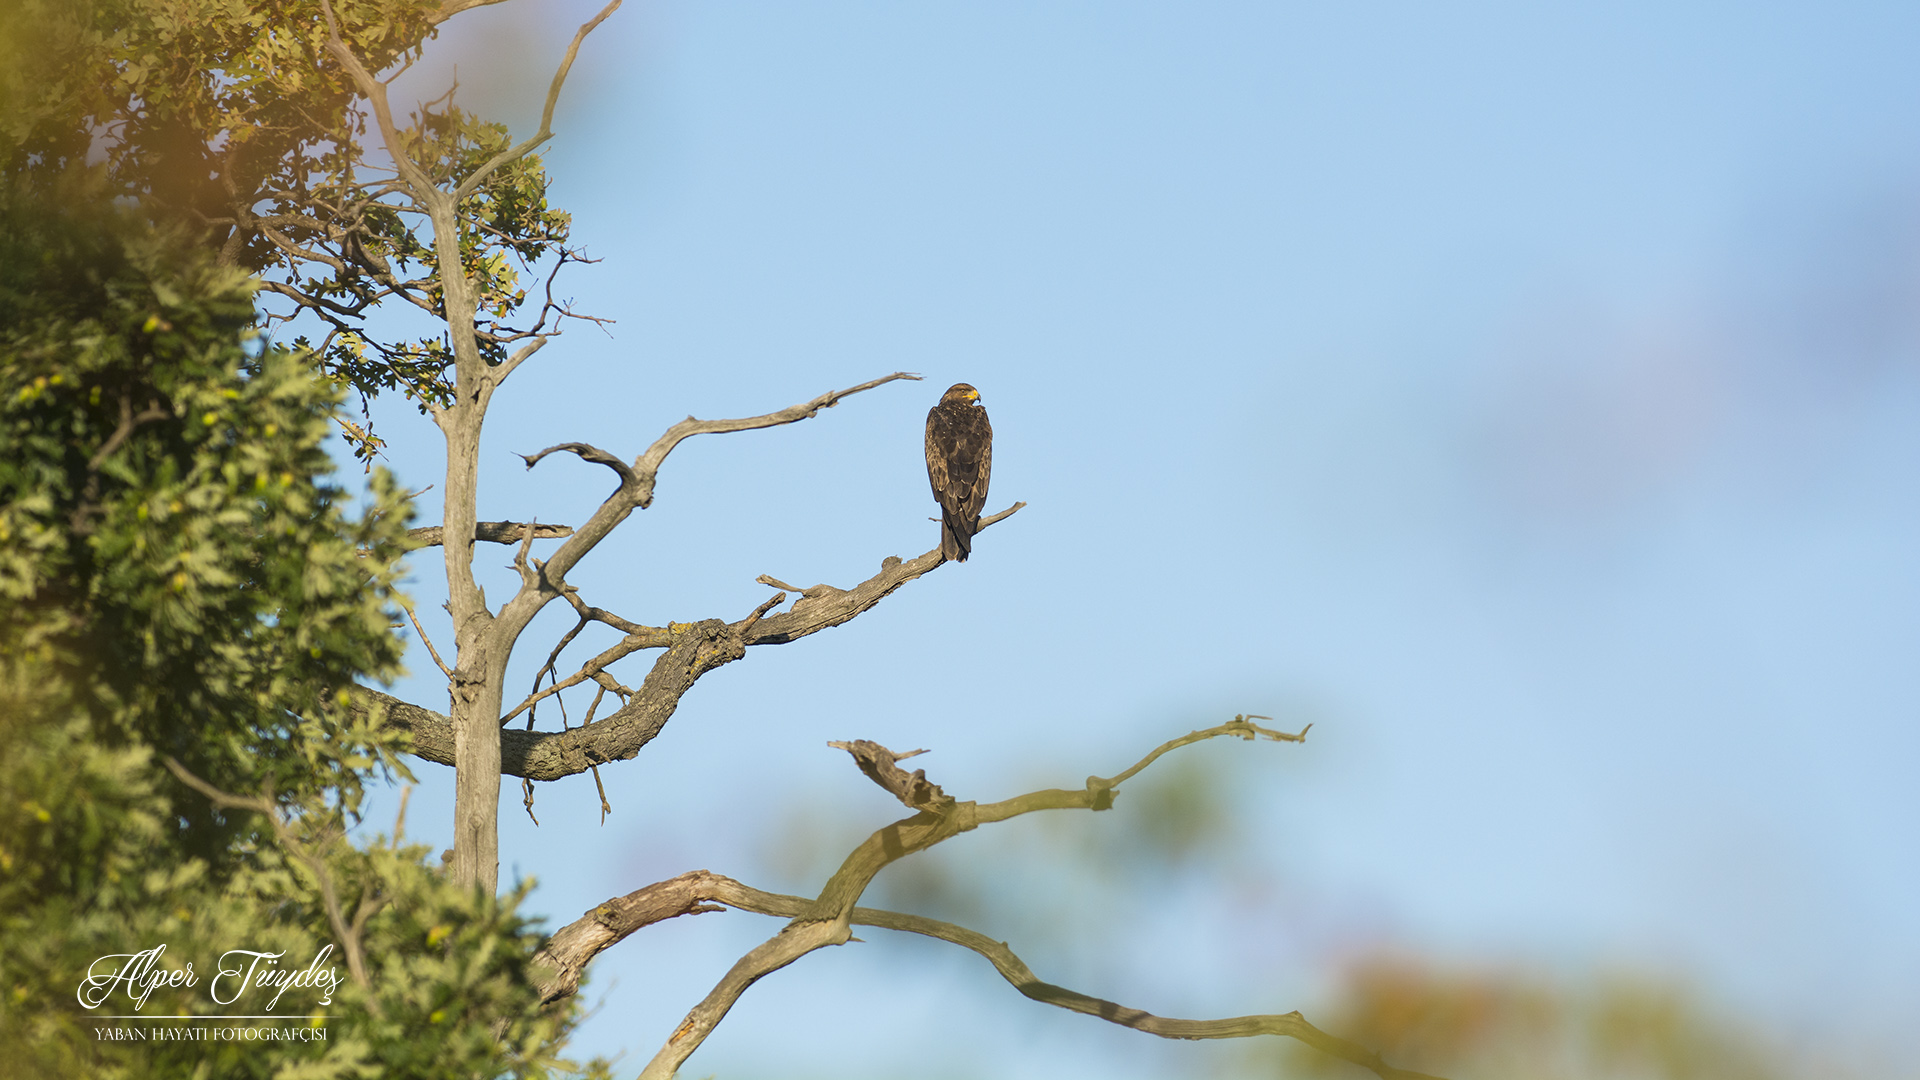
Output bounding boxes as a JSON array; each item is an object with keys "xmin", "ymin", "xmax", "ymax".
[{"xmin": 941, "ymin": 511, "xmax": 972, "ymax": 563}]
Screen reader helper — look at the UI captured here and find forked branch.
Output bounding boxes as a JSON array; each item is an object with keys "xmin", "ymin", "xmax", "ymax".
[
  {"xmin": 491, "ymin": 373, "xmax": 930, "ymax": 649},
  {"xmin": 353, "ymin": 504, "xmax": 1026, "ymax": 780},
  {"xmin": 453, "ymin": 0, "xmax": 625, "ymax": 202},
  {"xmin": 533, "ymin": 872, "xmax": 1441, "ymax": 1080},
  {"xmin": 632, "ymin": 717, "xmax": 1393, "ymax": 1080}
]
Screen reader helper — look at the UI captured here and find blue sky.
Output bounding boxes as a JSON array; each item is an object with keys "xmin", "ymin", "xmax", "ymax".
[{"xmin": 350, "ymin": 2, "xmax": 1920, "ymax": 1075}]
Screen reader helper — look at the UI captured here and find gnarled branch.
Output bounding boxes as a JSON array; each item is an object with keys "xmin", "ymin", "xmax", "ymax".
[
  {"xmin": 618, "ymin": 719, "xmax": 1436, "ymax": 1080},
  {"xmin": 532, "ymin": 870, "xmax": 730, "ymax": 1006},
  {"xmin": 356, "ymin": 506, "xmax": 1026, "ymax": 780},
  {"xmin": 532, "ymin": 869, "xmax": 1440, "ymax": 1080},
  {"xmin": 406, "ymin": 520, "xmax": 575, "ymax": 547},
  {"xmin": 487, "ymin": 373, "xmax": 929, "ymax": 664},
  {"xmin": 748, "ymin": 502, "xmax": 1024, "ymax": 646},
  {"xmin": 517, "ymin": 441, "xmax": 636, "ymax": 484}
]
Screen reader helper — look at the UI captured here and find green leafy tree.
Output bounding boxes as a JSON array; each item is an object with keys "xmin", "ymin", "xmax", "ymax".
[{"xmin": 0, "ymin": 193, "xmax": 599, "ymax": 1079}]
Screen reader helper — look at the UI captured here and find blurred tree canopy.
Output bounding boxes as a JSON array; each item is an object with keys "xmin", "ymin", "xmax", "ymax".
[
  {"xmin": 0, "ymin": 0, "xmax": 579, "ymax": 460},
  {"xmin": 0, "ymin": 32, "xmax": 601, "ymax": 1073},
  {"xmin": 1266, "ymin": 954, "xmax": 1867, "ymax": 1080}
]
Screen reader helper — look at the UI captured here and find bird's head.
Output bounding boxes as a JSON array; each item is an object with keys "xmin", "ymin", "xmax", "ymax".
[{"xmin": 943, "ymin": 383, "xmax": 981, "ymax": 406}]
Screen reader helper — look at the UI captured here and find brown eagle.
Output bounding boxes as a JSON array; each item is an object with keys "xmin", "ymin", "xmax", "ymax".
[{"xmin": 925, "ymin": 382, "xmax": 993, "ymax": 562}]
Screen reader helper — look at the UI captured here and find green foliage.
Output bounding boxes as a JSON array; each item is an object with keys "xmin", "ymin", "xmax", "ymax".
[
  {"xmin": 0, "ymin": 0, "xmax": 436, "ymax": 233},
  {"xmin": 0, "ymin": 0, "xmax": 586, "ymax": 461},
  {"xmin": 0, "ymin": 190, "xmax": 409, "ymax": 846},
  {"xmin": 0, "ymin": 197, "xmax": 601, "ymax": 1079},
  {"xmin": 289, "ymin": 95, "xmax": 578, "ymax": 419}
]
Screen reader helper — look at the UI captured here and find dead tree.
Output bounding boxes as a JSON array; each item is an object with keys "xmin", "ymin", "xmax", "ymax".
[{"xmin": 279, "ymin": 3, "xmax": 1442, "ymax": 1076}]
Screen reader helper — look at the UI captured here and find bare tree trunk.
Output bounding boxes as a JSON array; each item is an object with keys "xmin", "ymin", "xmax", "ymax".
[{"xmin": 430, "ymin": 193, "xmax": 503, "ymax": 894}]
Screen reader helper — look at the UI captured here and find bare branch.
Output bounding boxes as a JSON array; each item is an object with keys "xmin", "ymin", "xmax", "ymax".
[
  {"xmin": 518, "ymin": 441, "xmax": 637, "ymax": 486},
  {"xmin": 407, "ymin": 520, "xmax": 575, "ymax": 548},
  {"xmin": 484, "ymin": 373, "xmax": 932, "ymax": 688},
  {"xmin": 628, "ymin": 372, "xmax": 923, "ymax": 509},
  {"xmin": 827, "ymin": 740, "xmax": 949, "ymax": 811},
  {"xmin": 359, "ymin": 507, "xmax": 1026, "ymax": 780},
  {"xmin": 452, "ymin": 0, "xmax": 624, "ymax": 203},
  {"xmin": 493, "ymin": 335, "xmax": 547, "ymax": 383},
  {"xmin": 747, "ymin": 502, "xmax": 1025, "ymax": 646},
  {"xmin": 400, "ymin": 597, "xmax": 453, "ymax": 678},
  {"xmin": 1091, "ymin": 714, "xmax": 1307, "ymax": 796},
  {"xmin": 730, "ymin": 890, "xmax": 1445, "ymax": 1080},
  {"xmin": 737, "ymin": 591, "xmax": 786, "ymax": 636},
  {"xmin": 508, "ymin": 517, "xmax": 543, "ymax": 587},
  {"xmin": 316, "ymin": 0, "xmax": 436, "ymax": 198},
  {"xmin": 498, "ymin": 620, "xmax": 672, "ymax": 728},
  {"xmin": 591, "ymin": 670, "xmax": 634, "ymax": 698},
  {"xmin": 635, "ymin": 721, "xmax": 1319, "ymax": 1080},
  {"xmin": 532, "ymin": 870, "xmax": 731, "ymax": 1005},
  {"xmin": 534, "ymin": 866, "xmax": 1442, "ymax": 1080},
  {"xmin": 159, "ymin": 757, "xmax": 275, "ymax": 817},
  {"xmin": 589, "ymin": 761, "xmax": 612, "ymax": 823},
  {"xmin": 356, "ymin": 613, "xmax": 739, "ymax": 779},
  {"xmin": 560, "ymin": 583, "xmax": 649, "ymax": 637},
  {"xmin": 430, "ymin": 0, "xmax": 512, "ymax": 22}
]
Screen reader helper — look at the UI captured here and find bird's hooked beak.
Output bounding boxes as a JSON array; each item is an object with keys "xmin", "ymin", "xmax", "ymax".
[{"xmin": 967, "ymin": 388, "xmax": 981, "ymax": 402}]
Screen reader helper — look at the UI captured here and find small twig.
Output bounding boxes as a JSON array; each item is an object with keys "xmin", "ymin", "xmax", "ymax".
[
  {"xmin": 72, "ymin": 394, "xmax": 170, "ymax": 536},
  {"xmin": 521, "ymin": 609, "xmax": 589, "ymax": 734},
  {"xmin": 559, "ymin": 583, "xmax": 648, "ymax": 636},
  {"xmin": 499, "ymin": 620, "xmax": 669, "ymax": 728},
  {"xmin": 400, "ymin": 597, "xmax": 452, "ymax": 677},
  {"xmin": 518, "ymin": 440, "xmax": 638, "ymax": 486},
  {"xmin": 509, "ymin": 517, "xmax": 542, "ymax": 585},
  {"xmin": 392, "ymin": 785, "xmax": 413, "ymax": 842},
  {"xmin": 590, "ymin": 764, "xmax": 612, "ymax": 824},
  {"xmin": 978, "ymin": 500, "xmax": 1027, "ymax": 529},
  {"xmin": 739, "ymin": 592, "xmax": 787, "ymax": 636},
  {"xmin": 1086, "ymin": 714, "xmax": 1307, "ymax": 805},
  {"xmin": 590, "ymin": 670, "xmax": 634, "ymax": 701},
  {"xmin": 581, "ymin": 683, "xmax": 608, "ymax": 726}
]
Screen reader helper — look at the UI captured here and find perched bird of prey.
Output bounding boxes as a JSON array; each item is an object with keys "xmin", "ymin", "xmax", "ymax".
[{"xmin": 925, "ymin": 382, "xmax": 993, "ymax": 562}]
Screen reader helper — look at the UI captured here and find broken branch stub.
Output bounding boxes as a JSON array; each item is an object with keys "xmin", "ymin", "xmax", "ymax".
[{"xmin": 828, "ymin": 740, "xmax": 952, "ymax": 811}]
